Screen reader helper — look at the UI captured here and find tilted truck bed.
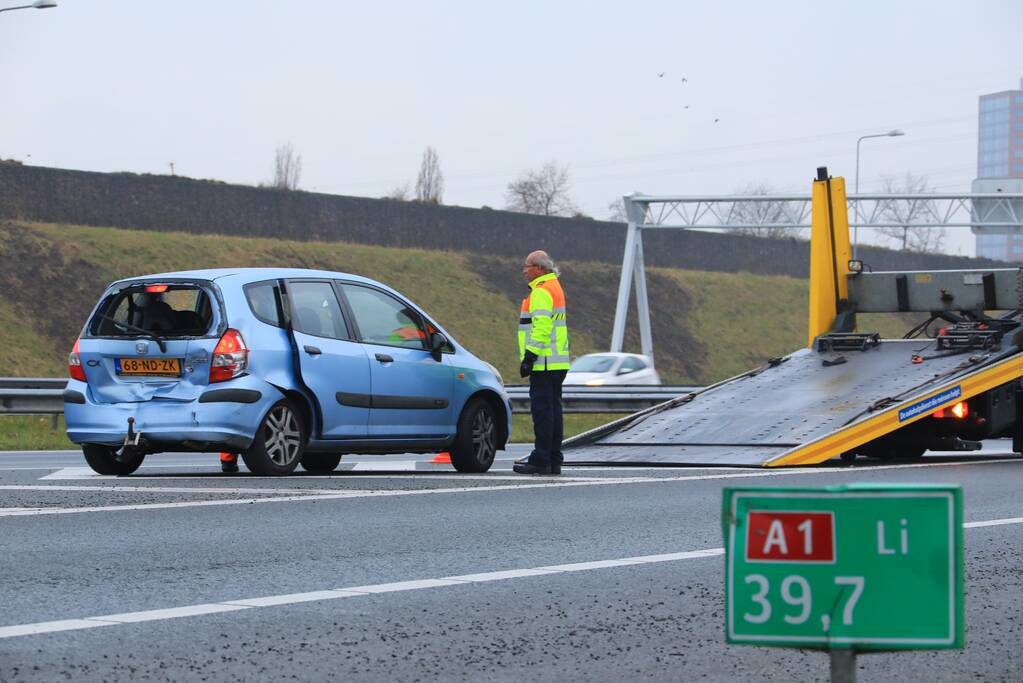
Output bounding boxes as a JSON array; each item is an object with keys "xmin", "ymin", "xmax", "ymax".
[{"xmin": 562, "ymin": 337, "xmax": 1023, "ymax": 467}]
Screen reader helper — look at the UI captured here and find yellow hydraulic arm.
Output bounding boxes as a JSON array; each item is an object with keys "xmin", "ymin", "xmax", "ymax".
[{"xmin": 807, "ymin": 167, "xmax": 854, "ymax": 347}]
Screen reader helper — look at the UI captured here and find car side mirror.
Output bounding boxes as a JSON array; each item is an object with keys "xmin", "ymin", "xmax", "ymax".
[
  {"xmin": 617, "ymin": 366, "xmax": 635, "ymax": 375},
  {"xmin": 429, "ymin": 332, "xmax": 448, "ymax": 361}
]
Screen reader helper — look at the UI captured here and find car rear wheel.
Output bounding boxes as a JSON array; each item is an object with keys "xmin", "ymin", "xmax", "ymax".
[
  {"xmin": 82, "ymin": 444, "xmax": 145, "ymax": 476},
  {"xmin": 241, "ymin": 400, "xmax": 305, "ymax": 476},
  {"xmin": 450, "ymin": 398, "xmax": 497, "ymax": 473},
  {"xmin": 301, "ymin": 453, "xmax": 342, "ymax": 474}
]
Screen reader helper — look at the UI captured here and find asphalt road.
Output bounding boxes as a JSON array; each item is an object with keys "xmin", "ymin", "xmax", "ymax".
[{"xmin": 0, "ymin": 444, "xmax": 1021, "ymax": 682}]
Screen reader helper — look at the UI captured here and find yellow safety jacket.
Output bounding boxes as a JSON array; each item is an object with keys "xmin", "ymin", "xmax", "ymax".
[{"xmin": 519, "ymin": 273, "xmax": 570, "ymax": 371}]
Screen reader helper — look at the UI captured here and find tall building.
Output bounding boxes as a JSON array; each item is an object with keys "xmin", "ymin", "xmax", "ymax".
[{"xmin": 975, "ymin": 79, "xmax": 1023, "ymax": 261}]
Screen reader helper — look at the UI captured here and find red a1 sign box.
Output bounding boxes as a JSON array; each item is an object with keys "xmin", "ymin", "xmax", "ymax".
[{"xmin": 745, "ymin": 511, "xmax": 836, "ymax": 563}]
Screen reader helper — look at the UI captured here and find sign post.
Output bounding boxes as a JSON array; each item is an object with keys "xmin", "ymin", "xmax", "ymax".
[{"xmin": 723, "ymin": 485, "xmax": 963, "ymax": 681}]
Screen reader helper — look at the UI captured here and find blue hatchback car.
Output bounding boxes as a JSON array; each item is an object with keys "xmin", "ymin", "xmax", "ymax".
[{"xmin": 64, "ymin": 268, "xmax": 511, "ymax": 476}]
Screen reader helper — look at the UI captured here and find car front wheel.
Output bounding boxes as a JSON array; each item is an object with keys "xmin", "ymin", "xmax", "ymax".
[
  {"xmin": 241, "ymin": 400, "xmax": 305, "ymax": 475},
  {"xmin": 450, "ymin": 398, "xmax": 497, "ymax": 473}
]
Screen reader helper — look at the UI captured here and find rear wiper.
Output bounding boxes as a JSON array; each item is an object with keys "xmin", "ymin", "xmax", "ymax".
[{"xmin": 97, "ymin": 314, "xmax": 167, "ymax": 353}]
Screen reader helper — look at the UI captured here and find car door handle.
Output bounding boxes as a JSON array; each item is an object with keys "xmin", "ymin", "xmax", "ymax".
[
  {"xmin": 303, "ymin": 345, "xmax": 322, "ymax": 356},
  {"xmin": 375, "ymin": 353, "xmax": 393, "ymax": 363}
]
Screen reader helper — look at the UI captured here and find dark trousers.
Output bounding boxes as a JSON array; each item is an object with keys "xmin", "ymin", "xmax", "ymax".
[{"xmin": 528, "ymin": 369, "xmax": 567, "ymax": 467}]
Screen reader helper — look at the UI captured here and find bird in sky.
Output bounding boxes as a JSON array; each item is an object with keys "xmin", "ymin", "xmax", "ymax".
[
  {"xmin": 684, "ymin": 105, "xmax": 690, "ymax": 109},
  {"xmin": 681, "ymin": 77, "xmax": 688, "ymax": 83},
  {"xmin": 657, "ymin": 72, "xmax": 665, "ymax": 78},
  {"xmin": 714, "ymin": 118, "xmax": 720, "ymax": 123}
]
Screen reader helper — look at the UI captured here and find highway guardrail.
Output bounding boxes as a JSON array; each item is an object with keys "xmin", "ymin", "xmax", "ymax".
[{"xmin": 0, "ymin": 379, "xmax": 702, "ymax": 416}]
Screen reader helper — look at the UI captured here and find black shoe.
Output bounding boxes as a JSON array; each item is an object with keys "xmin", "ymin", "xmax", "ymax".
[
  {"xmin": 513, "ymin": 462, "xmax": 552, "ymax": 475},
  {"xmin": 221, "ymin": 461, "xmax": 239, "ymax": 473},
  {"xmin": 551, "ymin": 464, "xmax": 562, "ymax": 475}
]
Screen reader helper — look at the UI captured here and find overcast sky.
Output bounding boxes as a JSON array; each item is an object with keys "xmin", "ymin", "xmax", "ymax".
[{"xmin": 2, "ymin": 0, "xmax": 1020, "ymax": 256}]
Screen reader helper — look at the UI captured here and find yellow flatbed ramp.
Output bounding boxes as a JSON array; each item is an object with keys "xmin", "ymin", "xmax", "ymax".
[{"xmin": 562, "ymin": 338, "xmax": 1023, "ymax": 467}]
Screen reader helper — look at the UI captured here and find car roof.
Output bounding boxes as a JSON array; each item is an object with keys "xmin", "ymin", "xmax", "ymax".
[
  {"xmin": 576, "ymin": 352, "xmax": 648, "ymax": 360},
  {"xmin": 109, "ymin": 267, "xmax": 380, "ymax": 288}
]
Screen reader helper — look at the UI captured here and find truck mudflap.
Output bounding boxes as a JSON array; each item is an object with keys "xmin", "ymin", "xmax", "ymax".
[{"xmin": 562, "ymin": 337, "xmax": 1023, "ymax": 467}]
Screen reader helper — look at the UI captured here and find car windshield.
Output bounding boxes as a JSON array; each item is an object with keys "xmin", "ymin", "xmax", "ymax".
[
  {"xmin": 89, "ymin": 284, "xmax": 214, "ymax": 337},
  {"xmin": 571, "ymin": 355, "xmax": 617, "ymax": 373}
]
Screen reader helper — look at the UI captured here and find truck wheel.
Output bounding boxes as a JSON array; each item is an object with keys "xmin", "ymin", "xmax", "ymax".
[
  {"xmin": 450, "ymin": 398, "xmax": 497, "ymax": 473},
  {"xmin": 301, "ymin": 453, "xmax": 342, "ymax": 474},
  {"xmin": 241, "ymin": 400, "xmax": 305, "ymax": 476},
  {"xmin": 82, "ymin": 444, "xmax": 145, "ymax": 476}
]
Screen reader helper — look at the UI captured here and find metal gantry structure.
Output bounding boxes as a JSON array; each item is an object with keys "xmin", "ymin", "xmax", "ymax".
[{"xmin": 611, "ymin": 191, "xmax": 1023, "ymax": 366}]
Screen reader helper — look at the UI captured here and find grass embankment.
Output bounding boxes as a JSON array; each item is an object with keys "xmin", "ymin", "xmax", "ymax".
[
  {"xmin": 0, "ymin": 220, "xmax": 842, "ymax": 449},
  {"xmin": 0, "ymin": 416, "xmax": 74, "ymax": 450}
]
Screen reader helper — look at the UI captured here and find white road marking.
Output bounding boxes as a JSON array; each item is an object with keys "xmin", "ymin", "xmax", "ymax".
[
  {"xmin": 94, "ymin": 604, "xmax": 249, "ymax": 624},
  {"xmin": 2, "ymin": 457, "xmax": 1020, "ymax": 518},
  {"xmin": 1, "ymin": 516, "xmax": 1020, "ymax": 641},
  {"xmin": 0, "ymin": 546, "xmax": 727, "ymax": 640},
  {"xmin": 39, "ymin": 466, "xmax": 593, "ymax": 482},
  {"xmin": 964, "ymin": 516, "xmax": 1023, "ymax": 528},
  {"xmin": 40, "ymin": 467, "xmax": 102, "ymax": 480},
  {"xmin": 222, "ymin": 590, "xmax": 365, "ymax": 608},
  {"xmin": 351, "ymin": 461, "xmax": 418, "ymax": 471},
  {"xmin": 0, "ymin": 485, "xmax": 348, "ymax": 496}
]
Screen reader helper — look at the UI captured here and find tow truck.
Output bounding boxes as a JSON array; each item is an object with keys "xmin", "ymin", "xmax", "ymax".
[{"xmin": 564, "ymin": 167, "xmax": 1023, "ymax": 466}]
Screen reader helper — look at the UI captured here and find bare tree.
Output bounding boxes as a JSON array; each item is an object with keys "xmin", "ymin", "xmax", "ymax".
[
  {"xmin": 722, "ymin": 183, "xmax": 794, "ymax": 239},
  {"xmin": 272, "ymin": 142, "xmax": 302, "ymax": 190},
  {"xmin": 505, "ymin": 160, "xmax": 576, "ymax": 216},
  {"xmin": 875, "ymin": 173, "xmax": 945, "ymax": 253},
  {"xmin": 415, "ymin": 146, "xmax": 444, "ymax": 204},
  {"xmin": 384, "ymin": 181, "xmax": 412, "ymax": 201},
  {"xmin": 607, "ymin": 198, "xmax": 628, "ymax": 222}
]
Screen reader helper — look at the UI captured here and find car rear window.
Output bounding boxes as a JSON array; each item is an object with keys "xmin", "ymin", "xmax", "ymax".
[
  {"xmin": 89, "ymin": 284, "xmax": 215, "ymax": 338},
  {"xmin": 571, "ymin": 355, "xmax": 616, "ymax": 373}
]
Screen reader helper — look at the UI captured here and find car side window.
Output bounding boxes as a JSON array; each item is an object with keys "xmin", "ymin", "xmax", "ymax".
[
  {"xmin": 620, "ymin": 357, "xmax": 645, "ymax": 373},
  {"xmin": 244, "ymin": 280, "xmax": 282, "ymax": 327},
  {"xmin": 340, "ymin": 284, "xmax": 428, "ymax": 350},
  {"xmin": 288, "ymin": 281, "xmax": 349, "ymax": 340}
]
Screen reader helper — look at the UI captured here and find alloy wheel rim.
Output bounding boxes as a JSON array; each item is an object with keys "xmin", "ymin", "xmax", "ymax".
[
  {"xmin": 471, "ymin": 409, "xmax": 495, "ymax": 463},
  {"xmin": 264, "ymin": 405, "xmax": 301, "ymax": 466}
]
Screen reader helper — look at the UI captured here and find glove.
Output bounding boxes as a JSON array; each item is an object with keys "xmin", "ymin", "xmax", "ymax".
[{"xmin": 519, "ymin": 350, "xmax": 538, "ymax": 378}]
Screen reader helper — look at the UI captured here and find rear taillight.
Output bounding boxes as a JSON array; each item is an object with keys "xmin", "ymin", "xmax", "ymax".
[
  {"xmin": 210, "ymin": 329, "xmax": 248, "ymax": 383},
  {"xmin": 68, "ymin": 338, "xmax": 86, "ymax": 382},
  {"xmin": 933, "ymin": 401, "xmax": 969, "ymax": 419}
]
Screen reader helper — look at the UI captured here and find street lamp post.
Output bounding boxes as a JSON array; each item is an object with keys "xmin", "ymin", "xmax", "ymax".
[
  {"xmin": 854, "ymin": 129, "xmax": 905, "ymax": 256},
  {"xmin": 0, "ymin": 0, "xmax": 56, "ymax": 13}
]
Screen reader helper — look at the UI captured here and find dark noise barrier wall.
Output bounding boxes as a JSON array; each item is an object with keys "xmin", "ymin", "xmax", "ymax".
[{"xmin": 0, "ymin": 163, "xmax": 1003, "ymax": 277}]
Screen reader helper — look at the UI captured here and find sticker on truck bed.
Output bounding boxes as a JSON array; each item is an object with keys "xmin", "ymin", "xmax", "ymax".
[{"xmin": 898, "ymin": 386, "xmax": 962, "ymax": 422}]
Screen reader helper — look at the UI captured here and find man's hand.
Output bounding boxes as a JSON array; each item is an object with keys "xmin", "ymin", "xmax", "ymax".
[{"xmin": 519, "ymin": 350, "xmax": 538, "ymax": 378}]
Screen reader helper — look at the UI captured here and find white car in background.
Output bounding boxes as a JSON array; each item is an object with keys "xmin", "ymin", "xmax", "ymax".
[{"xmin": 564, "ymin": 352, "xmax": 661, "ymax": 386}]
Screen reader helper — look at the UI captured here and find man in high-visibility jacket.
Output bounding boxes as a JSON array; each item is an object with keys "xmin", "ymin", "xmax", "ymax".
[{"xmin": 514, "ymin": 250, "xmax": 570, "ymax": 476}]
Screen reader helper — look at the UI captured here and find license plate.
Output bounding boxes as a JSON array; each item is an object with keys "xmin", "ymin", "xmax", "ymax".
[{"xmin": 116, "ymin": 357, "xmax": 182, "ymax": 377}]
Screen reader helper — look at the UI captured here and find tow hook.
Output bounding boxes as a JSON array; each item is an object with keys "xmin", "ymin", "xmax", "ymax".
[
  {"xmin": 117, "ymin": 417, "xmax": 143, "ymax": 463},
  {"xmin": 124, "ymin": 417, "xmax": 141, "ymax": 447}
]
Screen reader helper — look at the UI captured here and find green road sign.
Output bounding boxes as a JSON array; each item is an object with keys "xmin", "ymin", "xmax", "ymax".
[{"xmin": 723, "ymin": 484, "xmax": 963, "ymax": 650}]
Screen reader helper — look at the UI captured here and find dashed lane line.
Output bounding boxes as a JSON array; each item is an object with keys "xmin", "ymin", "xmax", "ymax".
[
  {"xmin": 964, "ymin": 516, "xmax": 1023, "ymax": 528},
  {"xmin": 2, "ymin": 516, "xmax": 1020, "ymax": 641},
  {"xmin": 0, "ymin": 547, "xmax": 724, "ymax": 639}
]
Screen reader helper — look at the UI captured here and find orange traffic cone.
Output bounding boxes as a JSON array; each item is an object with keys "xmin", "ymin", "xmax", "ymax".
[
  {"xmin": 220, "ymin": 452, "xmax": 239, "ymax": 473},
  {"xmin": 431, "ymin": 452, "xmax": 451, "ymax": 464}
]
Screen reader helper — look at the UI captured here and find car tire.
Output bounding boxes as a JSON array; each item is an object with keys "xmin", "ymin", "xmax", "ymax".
[
  {"xmin": 301, "ymin": 453, "xmax": 342, "ymax": 474},
  {"xmin": 450, "ymin": 398, "xmax": 497, "ymax": 473},
  {"xmin": 82, "ymin": 444, "xmax": 145, "ymax": 476},
  {"xmin": 241, "ymin": 399, "xmax": 305, "ymax": 476}
]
